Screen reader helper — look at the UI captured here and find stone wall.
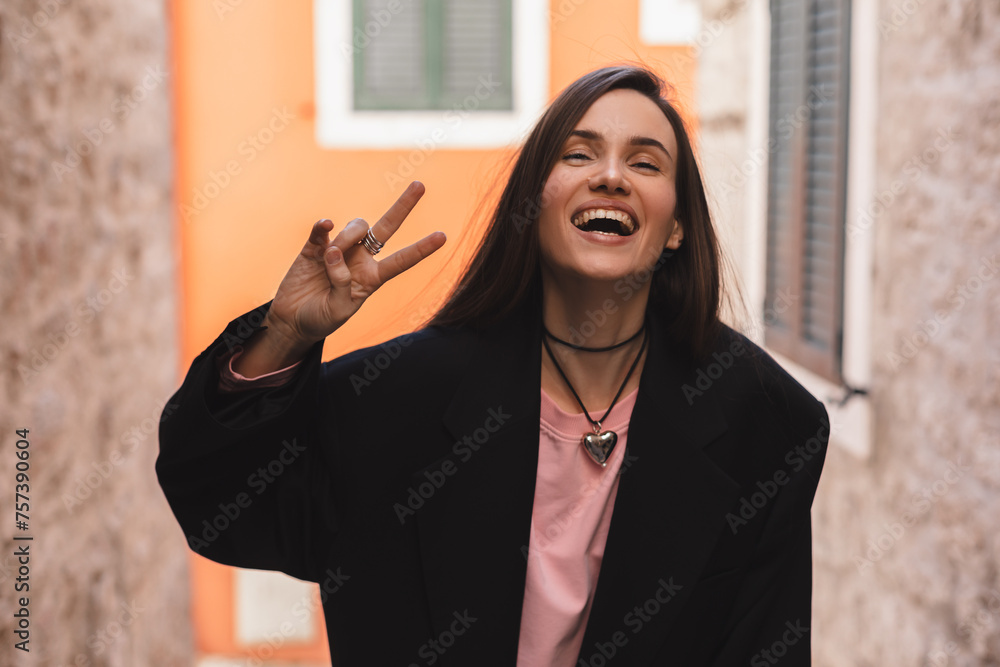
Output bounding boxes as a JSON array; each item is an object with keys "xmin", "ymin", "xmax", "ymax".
[
  {"xmin": 697, "ymin": 0, "xmax": 1000, "ymax": 664},
  {"xmin": 0, "ymin": 1, "xmax": 192, "ymax": 665}
]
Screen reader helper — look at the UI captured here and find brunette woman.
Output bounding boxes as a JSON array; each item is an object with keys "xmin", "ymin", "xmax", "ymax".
[{"xmin": 158, "ymin": 65, "xmax": 828, "ymax": 666}]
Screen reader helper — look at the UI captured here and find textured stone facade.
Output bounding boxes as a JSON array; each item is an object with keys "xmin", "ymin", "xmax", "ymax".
[
  {"xmin": 0, "ymin": 1, "xmax": 192, "ymax": 665},
  {"xmin": 697, "ymin": 0, "xmax": 1000, "ymax": 664}
]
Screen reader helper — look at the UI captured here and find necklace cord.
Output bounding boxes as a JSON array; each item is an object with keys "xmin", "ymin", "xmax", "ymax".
[
  {"xmin": 542, "ymin": 322, "xmax": 645, "ymax": 352},
  {"xmin": 541, "ymin": 323, "xmax": 648, "ymax": 430}
]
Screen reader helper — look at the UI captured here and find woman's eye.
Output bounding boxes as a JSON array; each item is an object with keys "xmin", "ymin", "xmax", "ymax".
[
  {"xmin": 562, "ymin": 152, "xmax": 590, "ymax": 161},
  {"xmin": 633, "ymin": 161, "xmax": 660, "ymax": 171}
]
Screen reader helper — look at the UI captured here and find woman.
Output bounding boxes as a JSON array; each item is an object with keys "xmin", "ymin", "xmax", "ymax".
[{"xmin": 157, "ymin": 66, "xmax": 828, "ymax": 665}]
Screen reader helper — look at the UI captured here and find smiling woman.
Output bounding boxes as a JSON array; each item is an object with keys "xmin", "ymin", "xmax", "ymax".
[
  {"xmin": 157, "ymin": 65, "xmax": 829, "ymax": 666},
  {"xmin": 538, "ymin": 90, "xmax": 683, "ymax": 286}
]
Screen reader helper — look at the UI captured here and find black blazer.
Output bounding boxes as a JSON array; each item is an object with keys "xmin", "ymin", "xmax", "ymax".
[{"xmin": 156, "ymin": 299, "xmax": 829, "ymax": 666}]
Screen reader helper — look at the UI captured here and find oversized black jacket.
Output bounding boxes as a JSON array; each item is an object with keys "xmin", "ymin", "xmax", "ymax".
[{"xmin": 156, "ymin": 299, "xmax": 829, "ymax": 666}]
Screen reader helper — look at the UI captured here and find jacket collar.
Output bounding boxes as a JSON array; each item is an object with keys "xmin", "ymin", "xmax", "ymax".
[{"xmin": 414, "ymin": 299, "xmax": 739, "ymax": 664}]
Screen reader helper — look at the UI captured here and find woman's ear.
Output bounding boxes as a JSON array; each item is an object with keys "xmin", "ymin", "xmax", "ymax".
[{"xmin": 665, "ymin": 219, "xmax": 684, "ymax": 250}]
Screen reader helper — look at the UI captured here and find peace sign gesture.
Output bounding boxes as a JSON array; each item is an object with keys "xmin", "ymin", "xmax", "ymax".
[{"xmin": 238, "ymin": 182, "xmax": 446, "ymax": 377}]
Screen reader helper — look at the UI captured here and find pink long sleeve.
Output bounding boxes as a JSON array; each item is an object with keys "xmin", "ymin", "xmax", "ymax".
[{"xmin": 216, "ymin": 346, "xmax": 303, "ymax": 393}]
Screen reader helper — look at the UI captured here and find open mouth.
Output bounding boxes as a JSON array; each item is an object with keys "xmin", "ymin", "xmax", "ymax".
[{"xmin": 571, "ymin": 208, "xmax": 636, "ymax": 237}]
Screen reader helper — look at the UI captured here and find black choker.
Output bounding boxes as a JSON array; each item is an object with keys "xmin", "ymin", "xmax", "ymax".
[
  {"xmin": 542, "ymin": 324, "xmax": 648, "ymax": 467},
  {"xmin": 542, "ymin": 322, "xmax": 646, "ymax": 352}
]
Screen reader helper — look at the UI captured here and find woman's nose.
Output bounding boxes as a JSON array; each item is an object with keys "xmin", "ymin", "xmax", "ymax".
[{"xmin": 587, "ymin": 158, "xmax": 630, "ymax": 195}]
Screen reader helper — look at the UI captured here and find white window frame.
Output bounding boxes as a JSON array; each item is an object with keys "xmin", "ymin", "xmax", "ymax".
[
  {"xmin": 639, "ymin": 0, "xmax": 702, "ymax": 45},
  {"xmin": 314, "ymin": 0, "xmax": 549, "ymax": 148},
  {"xmin": 743, "ymin": 0, "xmax": 877, "ymax": 458}
]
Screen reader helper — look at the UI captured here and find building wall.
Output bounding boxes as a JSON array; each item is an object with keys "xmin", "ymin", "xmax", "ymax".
[
  {"xmin": 0, "ymin": 0, "xmax": 191, "ymax": 665},
  {"xmin": 697, "ymin": 0, "xmax": 1000, "ymax": 664}
]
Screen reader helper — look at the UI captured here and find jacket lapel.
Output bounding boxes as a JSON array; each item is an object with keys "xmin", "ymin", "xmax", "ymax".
[
  {"xmin": 578, "ymin": 316, "xmax": 741, "ymax": 663},
  {"xmin": 414, "ymin": 303, "xmax": 741, "ymax": 665},
  {"xmin": 414, "ymin": 304, "xmax": 543, "ymax": 664}
]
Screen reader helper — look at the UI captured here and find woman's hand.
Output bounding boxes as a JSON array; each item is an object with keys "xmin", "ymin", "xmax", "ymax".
[{"xmin": 236, "ymin": 181, "xmax": 446, "ymax": 376}]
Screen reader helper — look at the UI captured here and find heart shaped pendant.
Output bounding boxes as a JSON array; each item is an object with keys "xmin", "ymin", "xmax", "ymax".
[{"xmin": 582, "ymin": 430, "xmax": 618, "ymax": 467}]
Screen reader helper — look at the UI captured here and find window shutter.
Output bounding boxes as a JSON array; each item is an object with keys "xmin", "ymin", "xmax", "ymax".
[
  {"xmin": 764, "ymin": 0, "xmax": 850, "ymax": 382},
  {"xmin": 354, "ymin": 0, "xmax": 430, "ymax": 109},
  {"xmin": 440, "ymin": 0, "xmax": 512, "ymax": 108},
  {"xmin": 353, "ymin": 0, "xmax": 512, "ymax": 111}
]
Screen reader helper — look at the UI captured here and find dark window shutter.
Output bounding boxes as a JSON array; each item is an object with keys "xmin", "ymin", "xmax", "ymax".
[
  {"xmin": 765, "ymin": 0, "xmax": 850, "ymax": 382},
  {"xmin": 353, "ymin": 0, "xmax": 512, "ymax": 111}
]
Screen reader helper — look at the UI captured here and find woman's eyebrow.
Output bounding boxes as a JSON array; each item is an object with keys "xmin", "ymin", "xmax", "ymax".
[
  {"xmin": 568, "ymin": 129, "xmax": 601, "ymax": 142},
  {"xmin": 567, "ymin": 129, "xmax": 673, "ymax": 160},
  {"xmin": 629, "ymin": 135, "xmax": 673, "ymax": 160}
]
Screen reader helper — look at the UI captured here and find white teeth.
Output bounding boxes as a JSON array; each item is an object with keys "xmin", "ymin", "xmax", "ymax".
[{"xmin": 571, "ymin": 208, "xmax": 636, "ymax": 233}]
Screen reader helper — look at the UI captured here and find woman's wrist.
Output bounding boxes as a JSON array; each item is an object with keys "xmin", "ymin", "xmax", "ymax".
[{"xmin": 232, "ymin": 314, "xmax": 315, "ymax": 378}]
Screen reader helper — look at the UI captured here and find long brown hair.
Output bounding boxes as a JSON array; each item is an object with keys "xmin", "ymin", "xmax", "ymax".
[{"xmin": 429, "ymin": 65, "xmax": 724, "ymax": 359}]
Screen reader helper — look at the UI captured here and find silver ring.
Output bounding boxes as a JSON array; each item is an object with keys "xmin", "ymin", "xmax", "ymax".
[{"xmin": 360, "ymin": 228, "xmax": 385, "ymax": 256}]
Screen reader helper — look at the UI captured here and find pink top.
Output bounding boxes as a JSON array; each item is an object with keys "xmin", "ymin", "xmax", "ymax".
[
  {"xmin": 516, "ymin": 387, "xmax": 637, "ymax": 666},
  {"xmin": 218, "ymin": 348, "xmax": 637, "ymax": 664}
]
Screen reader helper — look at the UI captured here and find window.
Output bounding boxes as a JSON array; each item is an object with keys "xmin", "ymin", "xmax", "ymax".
[
  {"xmin": 764, "ymin": 0, "xmax": 851, "ymax": 382},
  {"xmin": 353, "ymin": 0, "xmax": 512, "ymax": 111},
  {"xmin": 315, "ymin": 0, "xmax": 547, "ymax": 148}
]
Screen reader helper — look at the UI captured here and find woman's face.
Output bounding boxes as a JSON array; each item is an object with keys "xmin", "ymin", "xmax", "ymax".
[{"xmin": 537, "ymin": 88, "xmax": 684, "ymax": 288}]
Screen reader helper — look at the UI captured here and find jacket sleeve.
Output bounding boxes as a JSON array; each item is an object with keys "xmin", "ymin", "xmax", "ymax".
[
  {"xmin": 155, "ymin": 303, "xmax": 337, "ymax": 582},
  {"xmin": 709, "ymin": 401, "xmax": 830, "ymax": 666}
]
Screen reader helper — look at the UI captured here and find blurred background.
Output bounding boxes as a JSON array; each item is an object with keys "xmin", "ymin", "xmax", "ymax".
[{"xmin": 1, "ymin": 0, "xmax": 997, "ymax": 664}]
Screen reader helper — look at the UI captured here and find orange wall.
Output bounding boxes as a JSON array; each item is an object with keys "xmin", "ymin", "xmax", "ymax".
[{"xmin": 169, "ymin": 0, "xmax": 695, "ymax": 660}]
